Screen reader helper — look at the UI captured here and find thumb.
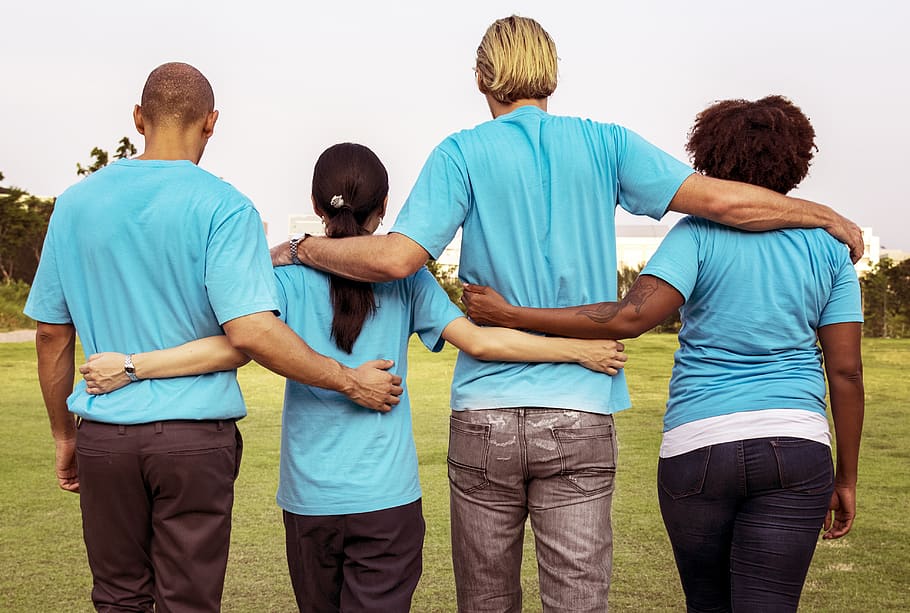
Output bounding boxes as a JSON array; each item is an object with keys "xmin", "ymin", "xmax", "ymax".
[{"xmin": 364, "ymin": 359, "xmax": 395, "ymax": 371}]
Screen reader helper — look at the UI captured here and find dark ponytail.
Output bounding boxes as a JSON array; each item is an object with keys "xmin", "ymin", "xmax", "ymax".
[{"xmin": 312, "ymin": 143, "xmax": 389, "ymax": 353}]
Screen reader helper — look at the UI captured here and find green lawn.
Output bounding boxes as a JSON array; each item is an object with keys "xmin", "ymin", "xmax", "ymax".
[{"xmin": 1, "ymin": 335, "xmax": 908, "ymax": 611}]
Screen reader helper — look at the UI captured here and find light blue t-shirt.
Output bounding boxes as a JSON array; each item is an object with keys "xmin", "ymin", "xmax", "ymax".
[
  {"xmin": 24, "ymin": 159, "xmax": 278, "ymax": 424},
  {"xmin": 273, "ymin": 265, "xmax": 463, "ymax": 515},
  {"xmin": 641, "ymin": 217, "xmax": 863, "ymax": 431},
  {"xmin": 392, "ymin": 106, "xmax": 693, "ymax": 414}
]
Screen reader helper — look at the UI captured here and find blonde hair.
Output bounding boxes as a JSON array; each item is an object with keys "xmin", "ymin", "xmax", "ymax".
[{"xmin": 475, "ymin": 16, "xmax": 558, "ymax": 104}]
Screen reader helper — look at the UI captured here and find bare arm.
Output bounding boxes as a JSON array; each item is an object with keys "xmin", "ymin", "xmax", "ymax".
[
  {"xmin": 462, "ymin": 275, "xmax": 684, "ymax": 340},
  {"xmin": 223, "ymin": 311, "xmax": 403, "ymax": 412},
  {"xmin": 80, "ymin": 336, "xmax": 250, "ymax": 395},
  {"xmin": 441, "ymin": 317, "xmax": 627, "ymax": 375},
  {"xmin": 271, "ymin": 232, "xmax": 430, "ymax": 282},
  {"xmin": 669, "ymin": 173, "xmax": 864, "ymax": 262},
  {"xmin": 35, "ymin": 322, "xmax": 79, "ymax": 493},
  {"xmin": 817, "ymin": 322, "xmax": 864, "ymax": 539}
]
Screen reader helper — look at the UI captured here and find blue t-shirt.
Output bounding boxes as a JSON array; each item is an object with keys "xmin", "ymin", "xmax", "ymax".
[
  {"xmin": 392, "ymin": 106, "xmax": 693, "ymax": 414},
  {"xmin": 273, "ymin": 265, "xmax": 463, "ymax": 515},
  {"xmin": 24, "ymin": 159, "xmax": 278, "ymax": 424},
  {"xmin": 641, "ymin": 217, "xmax": 863, "ymax": 430}
]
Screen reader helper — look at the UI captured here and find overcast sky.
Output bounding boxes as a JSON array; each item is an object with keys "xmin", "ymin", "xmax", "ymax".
[{"xmin": 3, "ymin": 0, "xmax": 908, "ymax": 248}]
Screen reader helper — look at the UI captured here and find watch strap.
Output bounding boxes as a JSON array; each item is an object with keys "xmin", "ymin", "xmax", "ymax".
[{"xmin": 124, "ymin": 354, "xmax": 139, "ymax": 383}]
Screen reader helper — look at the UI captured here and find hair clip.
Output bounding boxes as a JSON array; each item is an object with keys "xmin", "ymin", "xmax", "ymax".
[{"xmin": 330, "ymin": 195, "xmax": 345, "ymax": 209}]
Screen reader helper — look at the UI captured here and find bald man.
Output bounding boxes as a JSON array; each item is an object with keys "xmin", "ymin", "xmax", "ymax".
[{"xmin": 25, "ymin": 62, "xmax": 402, "ymax": 611}]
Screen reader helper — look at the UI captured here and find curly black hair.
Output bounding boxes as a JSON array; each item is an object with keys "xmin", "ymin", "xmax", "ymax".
[{"xmin": 685, "ymin": 95, "xmax": 816, "ymax": 195}]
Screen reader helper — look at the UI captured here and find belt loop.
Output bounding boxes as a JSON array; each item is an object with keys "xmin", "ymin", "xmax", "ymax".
[
  {"xmin": 217, "ymin": 420, "xmax": 224, "ymax": 431},
  {"xmin": 117, "ymin": 425, "xmax": 126, "ymax": 435},
  {"xmin": 154, "ymin": 422, "xmax": 163, "ymax": 434}
]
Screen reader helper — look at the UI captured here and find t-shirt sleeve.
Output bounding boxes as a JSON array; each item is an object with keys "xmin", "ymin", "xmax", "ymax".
[
  {"xmin": 640, "ymin": 217, "xmax": 700, "ymax": 300},
  {"xmin": 205, "ymin": 202, "xmax": 280, "ymax": 325},
  {"xmin": 409, "ymin": 267, "xmax": 465, "ymax": 352},
  {"xmin": 614, "ymin": 127, "xmax": 694, "ymax": 221},
  {"xmin": 390, "ymin": 144, "xmax": 469, "ymax": 259},
  {"xmin": 272, "ymin": 267, "xmax": 292, "ymax": 324},
  {"xmin": 23, "ymin": 215, "xmax": 71, "ymax": 324},
  {"xmin": 819, "ymin": 249, "xmax": 863, "ymax": 327}
]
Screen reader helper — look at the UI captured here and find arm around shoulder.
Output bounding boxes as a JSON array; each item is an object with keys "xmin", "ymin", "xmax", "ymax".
[
  {"xmin": 668, "ymin": 174, "xmax": 864, "ymax": 262},
  {"xmin": 296, "ymin": 232, "xmax": 429, "ymax": 282}
]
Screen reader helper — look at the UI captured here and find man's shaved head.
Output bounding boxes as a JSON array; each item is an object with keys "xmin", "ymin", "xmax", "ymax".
[{"xmin": 140, "ymin": 62, "xmax": 214, "ymax": 129}]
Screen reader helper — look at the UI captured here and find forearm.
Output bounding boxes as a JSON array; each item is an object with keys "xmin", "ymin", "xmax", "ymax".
[
  {"xmin": 481, "ymin": 276, "xmax": 680, "ymax": 339},
  {"xmin": 223, "ymin": 312, "xmax": 355, "ymax": 394},
  {"xmin": 453, "ymin": 324, "xmax": 590, "ymax": 363},
  {"xmin": 294, "ymin": 232, "xmax": 429, "ymax": 282},
  {"xmin": 132, "ymin": 336, "xmax": 249, "ymax": 379},
  {"xmin": 828, "ymin": 374, "xmax": 864, "ymax": 486},
  {"xmin": 670, "ymin": 174, "xmax": 838, "ymax": 231},
  {"xmin": 35, "ymin": 323, "xmax": 77, "ymax": 442}
]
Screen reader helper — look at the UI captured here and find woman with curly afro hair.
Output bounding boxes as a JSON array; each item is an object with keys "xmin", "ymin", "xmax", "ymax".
[{"xmin": 461, "ymin": 95, "xmax": 864, "ymax": 612}]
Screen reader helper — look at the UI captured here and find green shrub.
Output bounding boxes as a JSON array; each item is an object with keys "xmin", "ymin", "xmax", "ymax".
[{"xmin": 0, "ymin": 280, "xmax": 34, "ymax": 331}]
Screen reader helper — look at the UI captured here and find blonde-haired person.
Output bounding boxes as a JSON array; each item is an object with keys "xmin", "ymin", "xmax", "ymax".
[
  {"xmin": 268, "ymin": 16, "xmax": 863, "ymax": 612},
  {"xmin": 80, "ymin": 143, "xmax": 628, "ymax": 612}
]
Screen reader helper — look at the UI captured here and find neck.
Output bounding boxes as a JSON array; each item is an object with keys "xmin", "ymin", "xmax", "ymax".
[
  {"xmin": 137, "ymin": 131, "xmax": 207, "ymax": 164},
  {"xmin": 486, "ymin": 96, "xmax": 548, "ymax": 119}
]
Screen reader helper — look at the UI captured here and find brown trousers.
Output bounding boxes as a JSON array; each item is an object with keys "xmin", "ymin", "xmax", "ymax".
[
  {"xmin": 76, "ymin": 418, "xmax": 242, "ymax": 612},
  {"xmin": 283, "ymin": 499, "xmax": 425, "ymax": 613}
]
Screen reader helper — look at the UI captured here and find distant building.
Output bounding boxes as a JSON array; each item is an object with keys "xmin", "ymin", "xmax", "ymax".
[
  {"xmin": 854, "ymin": 227, "xmax": 881, "ymax": 276},
  {"xmin": 616, "ymin": 225, "xmax": 668, "ymax": 271},
  {"xmin": 287, "ymin": 214, "xmax": 324, "ymax": 238}
]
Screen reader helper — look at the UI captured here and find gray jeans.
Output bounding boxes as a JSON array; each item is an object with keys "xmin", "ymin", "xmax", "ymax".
[{"xmin": 447, "ymin": 408, "xmax": 617, "ymax": 612}]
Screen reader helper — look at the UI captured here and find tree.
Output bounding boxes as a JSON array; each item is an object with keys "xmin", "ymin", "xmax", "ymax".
[
  {"xmin": 426, "ymin": 259, "xmax": 465, "ymax": 312},
  {"xmin": 861, "ymin": 257, "xmax": 910, "ymax": 337},
  {"xmin": 0, "ymin": 175, "xmax": 54, "ymax": 284},
  {"xmin": 76, "ymin": 136, "xmax": 136, "ymax": 176}
]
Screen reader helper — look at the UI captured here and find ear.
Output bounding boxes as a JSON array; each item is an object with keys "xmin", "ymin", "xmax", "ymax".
[
  {"xmin": 380, "ymin": 195, "xmax": 389, "ymax": 219},
  {"xmin": 133, "ymin": 105, "xmax": 145, "ymax": 135},
  {"xmin": 202, "ymin": 110, "xmax": 218, "ymax": 139}
]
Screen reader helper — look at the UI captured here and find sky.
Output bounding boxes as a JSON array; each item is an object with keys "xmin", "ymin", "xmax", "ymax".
[{"xmin": 3, "ymin": 0, "xmax": 908, "ymax": 249}]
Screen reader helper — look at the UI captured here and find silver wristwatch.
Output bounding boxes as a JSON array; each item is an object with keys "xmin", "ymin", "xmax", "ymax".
[
  {"xmin": 289, "ymin": 233, "xmax": 309, "ymax": 265},
  {"xmin": 124, "ymin": 354, "xmax": 139, "ymax": 383}
]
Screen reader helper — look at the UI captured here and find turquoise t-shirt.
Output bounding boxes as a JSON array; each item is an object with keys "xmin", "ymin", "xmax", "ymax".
[
  {"xmin": 24, "ymin": 159, "xmax": 278, "ymax": 424},
  {"xmin": 392, "ymin": 106, "xmax": 693, "ymax": 414},
  {"xmin": 273, "ymin": 265, "xmax": 463, "ymax": 515},
  {"xmin": 641, "ymin": 217, "xmax": 863, "ymax": 431}
]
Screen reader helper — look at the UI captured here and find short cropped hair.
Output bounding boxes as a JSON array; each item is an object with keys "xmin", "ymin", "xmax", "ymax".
[
  {"xmin": 686, "ymin": 95, "xmax": 816, "ymax": 195},
  {"xmin": 475, "ymin": 16, "xmax": 558, "ymax": 104},
  {"xmin": 140, "ymin": 62, "xmax": 214, "ymax": 129}
]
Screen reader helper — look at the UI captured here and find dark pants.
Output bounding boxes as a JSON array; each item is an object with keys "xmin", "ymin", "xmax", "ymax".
[
  {"xmin": 283, "ymin": 499, "xmax": 425, "ymax": 613},
  {"xmin": 658, "ymin": 437, "xmax": 833, "ymax": 613},
  {"xmin": 76, "ymin": 418, "xmax": 242, "ymax": 613}
]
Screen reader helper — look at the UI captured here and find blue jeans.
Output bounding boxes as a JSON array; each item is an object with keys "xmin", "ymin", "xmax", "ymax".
[
  {"xmin": 447, "ymin": 408, "xmax": 617, "ymax": 612},
  {"xmin": 658, "ymin": 437, "xmax": 834, "ymax": 613}
]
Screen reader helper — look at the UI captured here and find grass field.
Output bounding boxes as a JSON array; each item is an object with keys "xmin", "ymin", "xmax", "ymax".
[{"xmin": 1, "ymin": 334, "xmax": 908, "ymax": 611}]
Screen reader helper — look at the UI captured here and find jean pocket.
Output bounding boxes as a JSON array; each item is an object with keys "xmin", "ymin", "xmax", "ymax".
[
  {"xmin": 771, "ymin": 438, "xmax": 833, "ymax": 493},
  {"xmin": 552, "ymin": 423, "xmax": 616, "ymax": 495},
  {"xmin": 447, "ymin": 416, "xmax": 490, "ymax": 493},
  {"xmin": 658, "ymin": 446, "xmax": 710, "ymax": 500}
]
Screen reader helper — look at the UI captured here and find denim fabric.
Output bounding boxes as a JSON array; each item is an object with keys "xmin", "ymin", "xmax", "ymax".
[
  {"xmin": 76, "ymin": 419, "xmax": 242, "ymax": 613},
  {"xmin": 658, "ymin": 437, "xmax": 834, "ymax": 613},
  {"xmin": 448, "ymin": 408, "xmax": 617, "ymax": 612}
]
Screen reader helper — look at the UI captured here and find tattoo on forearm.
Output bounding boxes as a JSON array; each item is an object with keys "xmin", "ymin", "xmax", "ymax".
[
  {"xmin": 576, "ymin": 277, "xmax": 660, "ymax": 323},
  {"xmin": 577, "ymin": 302, "xmax": 621, "ymax": 323}
]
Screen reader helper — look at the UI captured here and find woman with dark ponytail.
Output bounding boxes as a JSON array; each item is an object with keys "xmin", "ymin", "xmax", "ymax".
[{"xmin": 79, "ymin": 142, "xmax": 628, "ymax": 612}]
